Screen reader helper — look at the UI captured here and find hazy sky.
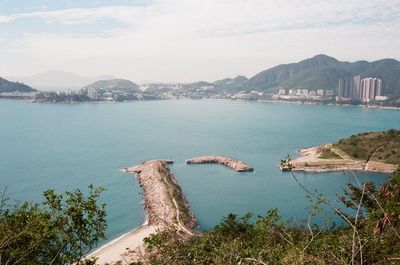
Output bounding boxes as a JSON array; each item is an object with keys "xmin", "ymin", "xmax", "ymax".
[{"xmin": 1, "ymin": 0, "xmax": 400, "ymax": 82}]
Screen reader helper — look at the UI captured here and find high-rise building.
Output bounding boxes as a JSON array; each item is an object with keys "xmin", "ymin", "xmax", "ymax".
[
  {"xmin": 360, "ymin": 77, "xmax": 382, "ymax": 101},
  {"xmin": 353, "ymin": 75, "xmax": 361, "ymax": 99},
  {"xmin": 87, "ymin": 88, "xmax": 98, "ymax": 100},
  {"xmin": 337, "ymin": 75, "xmax": 385, "ymax": 101}
]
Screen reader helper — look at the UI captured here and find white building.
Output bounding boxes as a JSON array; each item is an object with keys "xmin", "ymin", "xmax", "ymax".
[
  {"xmin": 325, "ymin": 90, "xmax": 334, "ymax": 96},
  {"xmin": 301, "ymin": 89, "xmax": 309, "ymax": 96},
  {"xmin": 87, "ymin": 88, "xmax": 98, "ymax": 100},
  {"xmin": 360, "ymin": 77, "xmax": 382, "ymax": 101},
  {"xmin": 375, "ymin": 96, "xmax": 388, "ymax": 101},
  {"xmin": 317, "ymin": 89, "xmax": 324, "ymax": 96},
  {"xmin": 278, "ymin": 89, "xmax": 286, "ymax": 95}
]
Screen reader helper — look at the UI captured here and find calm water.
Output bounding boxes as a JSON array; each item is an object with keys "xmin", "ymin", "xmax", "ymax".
[{"xmin": 1, "ymin": 99, "xmax": 399, "ymax": 242}]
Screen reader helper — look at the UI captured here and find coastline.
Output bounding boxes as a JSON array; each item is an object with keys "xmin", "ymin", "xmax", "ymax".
[
  {"xmin": 3, "ymin": 96, "xmax": 400, "ymax": 111},
  {"xmin": 89, "ymin": 159, "xmax": 197, "ymax": 264},
  {"xmin": 282, "ymin": 145, "xmax": 396, "ymax": 173}
]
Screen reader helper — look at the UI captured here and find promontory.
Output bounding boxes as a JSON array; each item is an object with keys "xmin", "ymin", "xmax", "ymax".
[{"xmin": 280, "ymin": 129, "xmax": 400, "ymax": 173}]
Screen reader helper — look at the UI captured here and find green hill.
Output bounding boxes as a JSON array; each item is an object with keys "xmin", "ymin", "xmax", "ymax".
[
  {"xmin": 0, "ymin": 77, "xmax": 36, "ymax": 93},
  {"xmin": 333, "ymin": 129, "xmax": 400, "ymax": 164},
  {"xmin": 246, "ymin": 55, "xmax": 400, "ymax": 98},
  {"xmin": 83, "ymin": 79, "xmax": 139, "ymax": 92}
]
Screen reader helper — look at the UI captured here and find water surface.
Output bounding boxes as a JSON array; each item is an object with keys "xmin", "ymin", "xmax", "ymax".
[{"xmin": 1, "ymin": 99, "xmax": 398, "ymax": 241}]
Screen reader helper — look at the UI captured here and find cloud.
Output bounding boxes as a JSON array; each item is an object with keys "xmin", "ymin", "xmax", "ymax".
[
  {"xmin": 1, "ymin": 0, "xmax": 400, "ymax": 81},
  {"xmin": 14, "ymin": 5, "xmax": 144, "ymax": 25},
  {"xmin": 0, "ymin": 15, "xmax": 13, "ymax": 23}
]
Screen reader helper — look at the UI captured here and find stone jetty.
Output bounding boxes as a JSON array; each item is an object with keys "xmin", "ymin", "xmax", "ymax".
[{"xmin": 186, "ymin": 156, "xmax": 254, "ymax": 172}]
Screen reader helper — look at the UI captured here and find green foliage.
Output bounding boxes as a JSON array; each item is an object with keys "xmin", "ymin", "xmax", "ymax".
[
  {"xmin": 0, "ymin": 77, "xmax": 35, "ymax": 93},
  {"xmin": 334, "ymin": 129, "xmax": 400, "ymax": 164},
  {"xmin": 0, "ymin": 185, "xmax": 107, "ymax": 265},
  {"xmin": 318, "ymin": 148, "xmax": 342, "ymax": 159},
  {"xmin": 143, "ymin": 169, "xmax": 400, "ymax": 264}
]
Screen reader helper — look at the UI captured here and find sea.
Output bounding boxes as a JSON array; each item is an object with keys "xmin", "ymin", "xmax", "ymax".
[{"xmin": 1, "ymin": 99, "xmax": 399, "ymax": 243}]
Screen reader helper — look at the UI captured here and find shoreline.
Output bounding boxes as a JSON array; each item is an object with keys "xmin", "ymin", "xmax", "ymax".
[
  {"xmin": 89, "ymin": 159, "xmax": 197, "ymax": 264},
  {"xmin": 3, "ymin": 97, "xmax": 400, "ymax": 111},
  {"xmin": 281, "ymin": 145, "xmax": 396, "ymax": 173}
]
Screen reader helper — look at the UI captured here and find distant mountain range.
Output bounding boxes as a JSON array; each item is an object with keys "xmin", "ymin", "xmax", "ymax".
[
  {"xmin": 2, "ymin": 55, "xmax": 400, "ymax": 98},
  {"xmin": 244, "ymin": 54, "xmax": 400, "ymax": 97},
  {"xmin": 0, "ymin": 77, "xmax": 35, "ymax": 93},
  {"xmin": 171, "ymin": 55, "xmax": 400, "ymax": 98},
  {"xmin": 7, "ymin": 71, "xmax": 115, "ymax": 90}
]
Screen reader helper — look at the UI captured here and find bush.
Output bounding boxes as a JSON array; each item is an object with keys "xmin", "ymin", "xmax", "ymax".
[{"xmin": 0, "ymin": 185, "xmax": 107, "ymax": 265}]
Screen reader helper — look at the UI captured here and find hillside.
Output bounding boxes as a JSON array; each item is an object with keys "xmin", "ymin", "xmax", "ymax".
[
  {"xmin": 333, "ymin": 129, "xmax": 400, "ymax": 165},
  {"xmin": 83, "ymin": 79, "xmax": 139, "ymax": 92},
  {"xmin": 0, "ymin": 77, "xmax": 35, "ymax": 93},
  {"xmin": 246, "ymin": 55, "xmax": 400, "ymax": 97}
]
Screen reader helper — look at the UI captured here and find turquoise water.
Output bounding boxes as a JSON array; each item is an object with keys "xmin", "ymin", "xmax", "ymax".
[{"xmin": 1, "ymin": 99, "xmax": 399, "ymax": 242}]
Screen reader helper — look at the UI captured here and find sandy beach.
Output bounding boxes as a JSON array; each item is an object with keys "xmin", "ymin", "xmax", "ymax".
[
  {"xmin": 88, "ymin": 225, "xmax": 159, "ymax": 264},
  {"xmin": 88, "ymin": 159, "xmax": 196, "ymax": 264}
]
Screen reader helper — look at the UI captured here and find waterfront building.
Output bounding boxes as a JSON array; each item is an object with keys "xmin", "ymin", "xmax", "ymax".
[
  {"xmin": 288, "ymin": 89, "xmax": 294, "ymax": 95},
  {"xmin": 278, "ymin": 89, "xmax": 286, "ymax": 95},
  {"xmin": 360, "ymin": 77, "xmax": 382, "ymax": 101},
  {"xmin": 337, "ymin": 75, "xmax": 361, "ymax": 99},
  {"xmin": 87, "ymin": 88, "xmax": 98, "ymax": 100},
  {"xmin": 309, "ymin": 91, "xmax": 316, "ymax": 96},
  {"xmin": 301, "ymin": 89, "xmax": 309, "ymax": 96},
  {"xmin": 375, "ymin": 96, "xmax": 388, "ymax": 101},
  {"xmin": 317, "ymin": 89, "xmax": 324, "ymax": 96},
  {"xmin": 326, "ymin": 90, "xmax": 334, "ymax": 96},
  {"xmin": 337, "ymin": 75, "xmax": 383, "ymax": 101}
]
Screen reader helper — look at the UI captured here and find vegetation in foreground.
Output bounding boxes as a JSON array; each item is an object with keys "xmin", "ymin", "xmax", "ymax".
[
  {"xmin": 333, "ymin": 129, "xmax": 400, "ymax": 164},
  {"xmin": 140, "ymin": 168, "xmax": 400, "ymax": 265},
  {"xmin": 0, "ymin": 185, "xmax": 107, "ymax": 265}
]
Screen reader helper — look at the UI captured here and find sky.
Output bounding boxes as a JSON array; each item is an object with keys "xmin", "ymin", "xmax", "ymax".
[{"xmin": 1, "ymin": 0, "xmax": 400, "ymax": 82}]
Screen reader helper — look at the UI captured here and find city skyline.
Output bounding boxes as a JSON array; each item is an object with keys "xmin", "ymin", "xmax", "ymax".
[{"xmin": 338, "ymin": 75, "xmax": 383, "ymax": 101}]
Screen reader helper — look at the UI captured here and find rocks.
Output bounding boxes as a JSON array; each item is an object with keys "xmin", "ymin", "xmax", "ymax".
[
  {"xmin": 124, "ymin": 159, "xmax": 197, "ymax": 229},
  {"xmin": 186, "ymin": 156, "xmax": 254, "ymax": 172}
]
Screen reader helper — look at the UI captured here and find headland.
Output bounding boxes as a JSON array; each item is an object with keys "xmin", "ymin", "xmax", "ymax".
[{"xmin": 280, "ymin": 130, "xmax": 400, "ymax": 173}]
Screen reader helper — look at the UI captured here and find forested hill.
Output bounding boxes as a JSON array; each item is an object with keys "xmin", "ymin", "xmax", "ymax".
[
  {"xmin": 245, "ymin": 54, "xmax": 400, "ymax": 97},
  {"xmin": 0, "ymin": 77, "xmax": 36, "ymax": 93}
]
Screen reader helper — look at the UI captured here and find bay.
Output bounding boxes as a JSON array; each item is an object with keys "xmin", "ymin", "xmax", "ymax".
[{"xmin": 0, "ymin": 99, "xmax": 398, "ymax": 242}]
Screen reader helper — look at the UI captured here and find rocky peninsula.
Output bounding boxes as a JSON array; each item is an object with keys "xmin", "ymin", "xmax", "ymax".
[
  {"xmin": 90, "ymin": 159, "xmax": 197, "ymax": 264},
  {"xmin": 186, "ymin": 156, "xmax": 254, "ymax": 172}
]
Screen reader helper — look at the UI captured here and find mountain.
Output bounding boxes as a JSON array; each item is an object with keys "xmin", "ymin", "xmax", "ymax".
[
  {"xmin": 83, "ymin": 79, "xmax": 139, "ymax": 92},
  {"xmin": 9, "ymin": 71, "xmax": 115, "ymax": 90},
  {"xmin": 246, "ymin": 54, "xmax": 400, "ymax": 97},
  {"xmin": 0, "ymin": 77, "xmax": 36, "ymax": 93},
  {"xmin": 213, "ymin": 75, "xmax": 249, "ymax": 91}
]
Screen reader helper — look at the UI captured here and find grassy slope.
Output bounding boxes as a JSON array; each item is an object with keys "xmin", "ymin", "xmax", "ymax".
[{"xmin": 333, "ymin": 129, "xmax": 400, "ymax": 164}]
